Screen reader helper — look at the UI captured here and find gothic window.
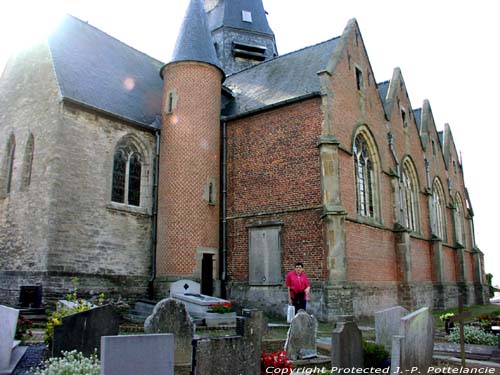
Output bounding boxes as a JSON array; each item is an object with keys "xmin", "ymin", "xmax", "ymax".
[
  {"xmin": 353, "ymin": 131, "xmax": 379, "ymax": 218},
  {"xmin": 355, "ymin": 67, "xmax": 364, "ymax": 91},
  {"xmin": 431, "ymin": 178, "xmax": 446, "ymax": 241},
  {"xmin": 111, "ymin": 140, "xmax": 142, "ymax": 207},
  {"xmin": 21, "ymin": 133, "xmax": 34, "ymax": 191},
  {"xmin": 455, "ymin": 193, "xmax": 466, "ymax": 246},
  {"xmin": 401, "ymin": 158, "xmax": 419, "ymax": 232},
  {"xmin": 1, "ymin": 134, "xmax": 16, "ymax": 196}
]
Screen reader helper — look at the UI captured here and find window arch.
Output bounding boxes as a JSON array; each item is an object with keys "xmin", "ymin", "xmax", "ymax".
[
  {"xmin": 353, "ymin": 129, "xmax": 380, "ymax": 219},
  {"xmin": 21, "ymin": 133, "xmax": 34, "ymax": 191},
  {"xmin": 1, "ymin": 134, "xmax": 16, "ymax": 196},
  {"xmin": 431, "ymin": 178, "xmax": 446, "ymax": 240},
  {"xmin": 111, "ymin": 138, "xmax": 144, "ymax": 207},
  {"xmin": 401, "ymin": 158, "xmax": 420, "ymax": 232},
  {"xmin": 455, "ymin": 193, "xmax": 466, "ymax": 246}
]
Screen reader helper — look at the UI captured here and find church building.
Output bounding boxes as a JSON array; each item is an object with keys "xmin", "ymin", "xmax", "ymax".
[{"xmin": 0, "ymin": 0, "xmax": 488, "ymax": 320}]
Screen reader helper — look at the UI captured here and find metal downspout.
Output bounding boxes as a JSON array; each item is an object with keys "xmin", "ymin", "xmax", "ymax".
[
  {"xmin": 148, "ymin": 129, "xmax": 160, "ymax": 299},
  {"xmin": 221, "ymin": 121, "xmax": 227, "ymax": 298}
]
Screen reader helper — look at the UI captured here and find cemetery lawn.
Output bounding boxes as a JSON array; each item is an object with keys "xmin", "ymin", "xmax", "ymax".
[{"xmin": 432, "ymin": 303, "xmax": 500, "ymax": 329}]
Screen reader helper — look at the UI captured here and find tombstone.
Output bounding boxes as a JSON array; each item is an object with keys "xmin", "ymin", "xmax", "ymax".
[
  {"xmin": 390, "ymin": 307, "xmax": 434, "ymax": 374},
  {"xmin": 0, "ymin": 305, "xmax": 27, "ymax": 375},
  {"xmin": 331, "ymin": 315, "xmax": 363, "ymax": 370},
  {"xmin": 284, "ymin": 310, "xmax": 317, "ymax": 360},
  {"xmin": 101, "ymin": 334, "xmax": 174, "ymax": 375},
  {"xmin": 170, "ymin": 280, "xmax": 235, "ymax": 326},
  {"xmin": 19, "ymin": 285, "xmax": 43, "ymax": 309},
  {"xmin": 169, "ymin": 279, "xmax": 200, "ymax": 297},
  {"xmin": 52, "ymin": 305, "xmax": 119, "ymax": 357},
  {"xmin": 144, "ymin": 298, "xmax": 194, "ymax": 365},
  {"xmin": 375, "ymin": 306, "xmax": 409, "ymax": 351}
]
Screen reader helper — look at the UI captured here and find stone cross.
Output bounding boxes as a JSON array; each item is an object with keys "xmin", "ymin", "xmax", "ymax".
[{"xmin": 451, "ymin": 294, "xmax": 470, "ymax": 368}]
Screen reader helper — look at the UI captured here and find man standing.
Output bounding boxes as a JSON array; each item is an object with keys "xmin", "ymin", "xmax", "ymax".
[{"xmin": 285, "ymin": 262, "xmax": 311, "ymax": 314}]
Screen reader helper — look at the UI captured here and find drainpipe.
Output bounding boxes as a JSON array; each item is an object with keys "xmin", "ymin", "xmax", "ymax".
[
  {"xmin": 148, "ymin": 129, "xmax": 160, "ymax": 300},
  {"xmin": 388, "ymin": 131, "xmax": 403, "ymax": 215},
  {"xmin": 221, "ymin": 121, "xmax": 227, "ymax": 298}
]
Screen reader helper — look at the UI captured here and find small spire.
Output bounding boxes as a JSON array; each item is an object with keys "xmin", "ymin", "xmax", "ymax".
[{"xmin": 162, "ymin": 0, "xmax": 223, "ymax": 77}]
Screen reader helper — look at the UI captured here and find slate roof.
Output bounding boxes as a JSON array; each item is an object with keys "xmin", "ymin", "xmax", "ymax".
[
  {"xmin": 413, "ymin": 108, "xmax": 422, "ymax": 131},
  {"xmin": 169, "ymin": 0, "xmax": 223, "ymax": 74},
  {"xmin": 207, "ymin": 0, "xmax": 274, "ymax": 36},
  {"xmin": 377, "ymin": 80, "xmax": 390, "ymax": 105},
  {"xmin": 224, "ymin": 37, "xmax": 340, "ymax": 116},
  {"xmin": 48, "ymin": 15, "xmax": 164, "ymax": 128}
]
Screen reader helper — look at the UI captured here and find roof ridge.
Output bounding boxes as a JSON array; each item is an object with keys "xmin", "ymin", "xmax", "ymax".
[
  {"xmin": 377, "ymin": 79, "xmax": 390, "ymax": 86},
  {"xmin": 63, "ymin": 14, "xmax": 165, "ymax": 65},
  {"xmin": 226, "ymin": 35, "xmax": 341, "ymax": 78}
]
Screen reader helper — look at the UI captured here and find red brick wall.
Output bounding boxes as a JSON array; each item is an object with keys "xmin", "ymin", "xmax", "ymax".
[
  {"xmin": 442, "ymin": 246, "xmax": 457, "ymax": 282},
  {"xmin": 465, "ymin": 251, "xmax": 474, "ymax": 283},
  {"xmin": 345, "ymin": 221, "xmax": 396, "ymax": 282},
  {"xmin": 226, "ymin": 99, "xmax": 324, "ymax": 281},
  {"xmin": 410, "ymin": 238, "xmax": 432, "ymax": 282},
  {"xmin": 157, "ymin": 62, "xmax": 222, "ymax": 275},
  {"xmin": 227, "ymin": 210, "xmax": 324, "ymax": 282}
]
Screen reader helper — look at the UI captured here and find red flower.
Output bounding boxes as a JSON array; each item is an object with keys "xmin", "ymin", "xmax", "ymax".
[{"xmin": 261, "ymin": 350, "xmax": 292, "ymax": 374}]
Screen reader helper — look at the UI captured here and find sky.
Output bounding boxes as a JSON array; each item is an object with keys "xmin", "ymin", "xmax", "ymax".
[{"xmin": 0, "ymin": 0, "xmax": 498, "ymax": 286}]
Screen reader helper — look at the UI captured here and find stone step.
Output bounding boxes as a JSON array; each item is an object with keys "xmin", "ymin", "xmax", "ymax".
[{"xmin": 133, "ymin": 301, "xmax": 156, "ymax": 315}]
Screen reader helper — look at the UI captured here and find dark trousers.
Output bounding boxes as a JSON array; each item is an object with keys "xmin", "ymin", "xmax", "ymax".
[{"xmin": 292, "ymin": 292, "xmax": 307, "ymax": 314}]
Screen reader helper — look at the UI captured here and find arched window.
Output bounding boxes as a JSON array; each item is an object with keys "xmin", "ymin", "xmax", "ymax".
[
  {"xmin": 401, "ymin": 158, "xmax": 419, "ymax": 232},
  {"xmin": 431, "ymin": 179, "xmax": 446, "ymax": 240},
  {"xmin": 1, "ymin": 134, "xmax": 16, "ymax": 196},
  {"xmin": 455, "ymin": 193, "xmax": 466, "ymax": 246},
  {"xmin": 353, "ymin": 131, "xmax": 379, "ymax": 218},
  {"xmin": 21, "ymin": 133, "xmax": 34, "ymax": 191},
  {"xmin": 111, "ymin": 140, "xmax": 142, "ymax": 207}
]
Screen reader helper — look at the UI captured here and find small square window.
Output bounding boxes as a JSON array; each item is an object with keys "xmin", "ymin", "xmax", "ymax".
[{"xmin": 242, "ymin": 10, "xmax": 252, "ymax": 23}]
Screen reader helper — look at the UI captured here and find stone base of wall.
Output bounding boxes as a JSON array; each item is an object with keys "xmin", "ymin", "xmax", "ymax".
[
  {"xmin": 0, "ymin": 271, "xmax": 149, "ymax": 307},
  {"xmin": 227, "ymin": 280, "xmax": 486, "ymax": 322}
]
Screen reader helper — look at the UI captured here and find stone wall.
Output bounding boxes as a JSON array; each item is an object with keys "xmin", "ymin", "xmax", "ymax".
[{"xmin": 0, "ymin": 42, "xmax": 156, "ymax": 305}]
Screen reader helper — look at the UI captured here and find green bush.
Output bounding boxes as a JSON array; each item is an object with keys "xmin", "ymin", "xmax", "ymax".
[
  {"xmin": 30, "ymin": 350, "xmax": 100, "ymax": 375},
  {"xmin": 362, "ymin": 340, "xmax": 390, "ymax": 368},
  {"xmin": 447, "ymin": 325, "xmax": 498, "ymax": 346}
]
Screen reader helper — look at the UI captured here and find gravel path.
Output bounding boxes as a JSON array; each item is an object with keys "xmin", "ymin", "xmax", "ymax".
[{"xmin": 12, "ymin": 344, "xmax": 47, "ymax": 375}]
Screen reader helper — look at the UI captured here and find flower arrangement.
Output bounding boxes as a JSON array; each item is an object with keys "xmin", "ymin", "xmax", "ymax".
[
  {"xmin": 209, "ymin": 302, "xmax": 232, "ymax": 314},
  {"xmin": 30, "ymin": 350, "xmax": 100, "ymax": 375},
  {"xmin": 16, "ymin": 315, "xmax": 33, "ymax": 343},
  {"xmin": 261, "ymin": 350, "xmax": 292, "ymax": 375},
  {"xmin": 439, "ymin": 312, "xmax": 455, "ymax": 321},
  {"xmin": 447, "ymin": 325, "xmax": 497, "ymax": 346},
  {"xmin": 45, "ymin": 278, "xmax": 105, "ymax": 345}
]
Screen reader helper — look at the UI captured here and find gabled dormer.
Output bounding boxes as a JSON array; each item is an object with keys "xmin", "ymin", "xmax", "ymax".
[
  {"xmin": 383, "ymin": 68, "xmax": 416, "ymax": 129},
  {"xmin": 205, "ymin": 0, "xmax": 277, "ymax": 75}
]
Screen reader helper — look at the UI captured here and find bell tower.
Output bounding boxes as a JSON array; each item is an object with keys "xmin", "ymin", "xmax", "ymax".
[
  {"xmin": 205, "ymin": 0, "xmax": 277, "ymax": 75},
  {"xmin": 156, "ymin": 0, "xmax": 224, "ymax": 291}
]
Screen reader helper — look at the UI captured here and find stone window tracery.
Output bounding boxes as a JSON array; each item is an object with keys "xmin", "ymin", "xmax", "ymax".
[
  {"xmin": 111, "ymin": 141, "xmax": 142, "ymax": 207},
  {"xmin": 431, "ymin": 178, "xmax": 447, "ymax": 241},
  {"xmin": 401, "ymin": 158, "xmax": 419, "ymax": 232},
  {"xmin": 353, "ymin": 131, "xmax": 379, "ymax": 219}
]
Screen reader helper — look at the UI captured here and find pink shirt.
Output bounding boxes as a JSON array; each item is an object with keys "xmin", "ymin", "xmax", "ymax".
[{"xmin": 285, "ymin": 271, "xmax": 310, "ymax": 299}]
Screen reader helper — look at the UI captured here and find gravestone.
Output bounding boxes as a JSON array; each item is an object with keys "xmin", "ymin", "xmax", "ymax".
[
  {"xmin": 0, "ymin": 305, "xmax": 27, "ymax": 375},
  {"xmin": 19, "ymin": 286, "xmax": 43, "ymax": 309},
  {"xmin": 331, "ymin": 315, "xmax": 363, "ymax": 370},
  {"xmin": 284, "ymin": 310, "xmax": 317, "ymax": 360},
  {"xmin": 52, "ymin": 305, "xmax": 119, "ymax": 357},
  {"xmin": 101, "ymin": 334, "xmax": 174, "ymax": 375},
  {"xmin": 144, "ymin": 298, "xmax": 194, "ymax": 365},
  {"xmin": 390, "ymin": 307, "xmax": 434, "ymax": 373},
  {"xmin": 375, "ymin": 306, "xmax": 409, "ymax": 351},
  {"xmin": 169, "ymin": 279, "xmax": 200, "ymax": 297}
]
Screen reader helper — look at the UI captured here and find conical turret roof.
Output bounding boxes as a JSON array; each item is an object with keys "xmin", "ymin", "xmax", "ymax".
[{"xmin": 163, "ymin": 0, "xmax": 223, "ymax": 77}]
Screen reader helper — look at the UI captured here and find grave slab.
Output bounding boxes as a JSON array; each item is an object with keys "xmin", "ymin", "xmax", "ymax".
[
  {"xmin": 0, "ymin": 305, "xmax": 27, "ymax": 375},
  {"xmin": 101, "ymin": 334, "xmax": 174, "ymax": 375},
  {"xmin": 331, "ymin": 315, "xmax": 363, "ymax": 370},
  {"xmin": 375, "ymin": 306, "xmax": 408, "ymax": 351},
  {"xmin": 285, "ymin": 310, "xmax": 318, "ymax": 360}
]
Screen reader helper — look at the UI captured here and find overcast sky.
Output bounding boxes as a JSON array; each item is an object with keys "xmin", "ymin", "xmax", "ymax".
[{"xmin": 0, "ymin": 0, "xmax": 498, "ymax": 286}]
